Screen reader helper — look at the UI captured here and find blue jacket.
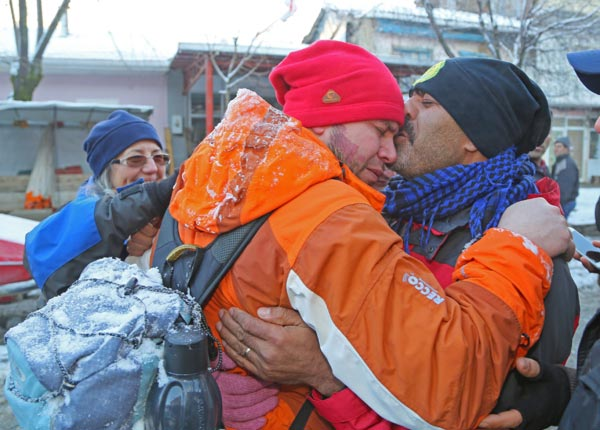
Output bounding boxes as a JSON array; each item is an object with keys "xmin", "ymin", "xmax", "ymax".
[{"xmin": 24, "ymin": 177, "xmax": 174, "ymax": 298}]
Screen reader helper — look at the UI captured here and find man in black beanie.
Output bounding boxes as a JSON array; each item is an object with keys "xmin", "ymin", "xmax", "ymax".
[
  {"xmin": 386, "ymin": 56, "xmax": 578, "ymax": 430},
  {"xmin": 215, "ymin": 57, "xmax": 578, "ymax": 430},
  {"xmin": 357, "ymin": 57, "xmax": 576, "ymax": 429}
]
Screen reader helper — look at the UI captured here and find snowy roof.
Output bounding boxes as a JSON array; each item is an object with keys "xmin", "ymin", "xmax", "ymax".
[{"xmin": 0, "ymin": 101, "xmax": 153, "ymax": 127}]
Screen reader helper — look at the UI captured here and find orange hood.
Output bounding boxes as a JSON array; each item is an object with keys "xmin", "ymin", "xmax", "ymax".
[{"xmin": 170, "ymin": 89, "xmax": 377, "ymax": 235}]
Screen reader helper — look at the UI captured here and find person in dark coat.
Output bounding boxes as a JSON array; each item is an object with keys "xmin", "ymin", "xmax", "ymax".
[
  {"xmin": 552, "ymin": 136, "xmax": 580, "ymax": 219},
  {"xmin": 556, "ymin": 49, "xmax": 600, "ymax": 430},
  {"xmin": 529, "ymin": 135, "xmax": 551, "ymax": 179}
]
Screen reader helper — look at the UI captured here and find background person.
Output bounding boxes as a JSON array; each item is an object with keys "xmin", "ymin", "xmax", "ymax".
[
  {"xmin": 477, "ymin": 48, "xmax": 600, "ymax": 430},
  {"xmin": 529, "ymin": 135, "xmax": 551, "ymax": 179},
  {"xmin": 24, "ymin": 109, "xmax": 171, "ymax": 299},
  {"xmin": 557, "ymin": 48, "xmax": 600, "ymax": 429},
  {"xmin": 552, "ymin": 136, "xmax": 580, "ymax": 219}
]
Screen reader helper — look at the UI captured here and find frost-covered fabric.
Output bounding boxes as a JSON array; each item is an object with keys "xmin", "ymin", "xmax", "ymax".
[{"xmin": 4, "ymin": 258, "xmax": 190, "ymax": 430}]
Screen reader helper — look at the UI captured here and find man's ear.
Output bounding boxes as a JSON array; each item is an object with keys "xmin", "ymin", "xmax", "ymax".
[
  {"xmin": 464, "ymin": 140, "xmax": 478, "ymax": 153},
  {"xmin": 463, "ymin": 139, "xmax": 488, "ymax": 163},
  {"xmin": 311, "ymin": 126, "xmax": 327, "ymax": 136}
]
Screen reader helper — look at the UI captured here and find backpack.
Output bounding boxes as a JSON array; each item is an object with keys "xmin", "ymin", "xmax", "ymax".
[
  {"xmin": 4, "ymin": 211, "xmax": 269, "ymax": 430},
  {"xmin": 3, "ymin": 257, "xmax": 210, "ymax": 430},
  {"xmin": 153, "ymin": 211, "xmax": 317, "ymax": 430}
]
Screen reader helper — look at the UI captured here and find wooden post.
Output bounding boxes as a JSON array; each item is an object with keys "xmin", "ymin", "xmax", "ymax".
[
  {"xmin": 205, "ymin": 55, "xmax": 214, "ymax": 135},
  {"xmin": 164, "ymin": 127, "xmax": 175, "ymax": 175}
]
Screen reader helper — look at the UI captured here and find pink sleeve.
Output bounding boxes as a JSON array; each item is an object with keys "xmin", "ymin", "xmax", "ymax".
[{"xmin": 308, "ymin": 388, "xmax": 405, "ymax": 430}]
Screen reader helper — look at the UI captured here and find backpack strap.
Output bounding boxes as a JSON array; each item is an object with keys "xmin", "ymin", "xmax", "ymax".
[
  {"xmin": 289, "ymin": 399, "xmax": 315, "ymax": 430},
  {"xmin": 153, "ymin": 210, "xmax": 270, "ymax": 306}
]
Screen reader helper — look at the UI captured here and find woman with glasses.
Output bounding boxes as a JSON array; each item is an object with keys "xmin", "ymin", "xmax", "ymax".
[
  {"xmin": 24, "ymin": 110, "xmax": 174, "ymax": 299},
  {"xmin": 81, "ymin": 110, "xmax": 170, "ymax": 194}
]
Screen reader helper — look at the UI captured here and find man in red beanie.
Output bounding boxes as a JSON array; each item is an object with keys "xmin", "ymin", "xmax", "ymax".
[{"xmin": 164, "ymin": 40, "xmax": 570, "ymax": 429}]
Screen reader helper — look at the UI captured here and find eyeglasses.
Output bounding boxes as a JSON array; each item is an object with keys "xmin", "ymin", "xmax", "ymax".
[{"xmin": 111, "ymin": 153, "xmax": 170, "ymax": 168}]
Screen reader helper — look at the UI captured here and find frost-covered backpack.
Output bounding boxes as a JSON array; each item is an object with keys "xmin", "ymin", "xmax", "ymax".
[{"xmin": 3, "ymin": 257, "xmax": 215, "ymax": 430}]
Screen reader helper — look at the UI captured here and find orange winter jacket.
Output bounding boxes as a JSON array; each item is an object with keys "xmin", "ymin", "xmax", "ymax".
[{"xmin": 167, "ymin": 89, "xmax": 553, "ymax": 430}]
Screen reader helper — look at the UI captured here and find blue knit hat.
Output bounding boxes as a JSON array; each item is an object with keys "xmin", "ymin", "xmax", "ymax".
[
  {"xmin": 567, "ymin": 50, "xmax": 600, "ymax": 95},
  {"xmin": 83, "ymin": 110, "xmax": 163, "ymax": 178}
]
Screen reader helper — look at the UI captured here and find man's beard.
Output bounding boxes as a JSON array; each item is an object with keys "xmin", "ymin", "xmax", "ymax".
[
  {"xmin": 328, "ymin": 125, "xmax": 359, "ymax": 173},
  {"xmin": 403, "ymin": 119, "xmax": 416, "ymax": 145}
]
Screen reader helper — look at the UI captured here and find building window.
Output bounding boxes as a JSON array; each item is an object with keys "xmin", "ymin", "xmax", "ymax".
[
  {"xmin": 457, "ymin": 50, "xmax": 490, "ymax": 58},
  {"xmin": 392, "ymin": 47, "xmax": 433, "ymax": 62}
]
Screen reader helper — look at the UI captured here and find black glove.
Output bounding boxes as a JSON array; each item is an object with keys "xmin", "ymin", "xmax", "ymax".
[
  {"xmin": 145, "ymin": 170, "xmax": 178, "ymax": 215},
  {"xmin": 512, "ymin": 361, "xmax": 572, "ymax": 430}
]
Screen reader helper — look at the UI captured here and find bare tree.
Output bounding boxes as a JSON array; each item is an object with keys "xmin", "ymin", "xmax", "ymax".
[
  {"xmin": 420, "ymin": 0, "xmax": 600, "ymax": 69},
  {"xmin": 209, "ymin": 3, "xmax": 295, "ymax": 108},
  {"xmin": 209, "ymin": 37, "xmax": 266, "ymax": 110},
  {"xmin": 9, "ymin": 0, "xmax": 70, "ymax": 101}
]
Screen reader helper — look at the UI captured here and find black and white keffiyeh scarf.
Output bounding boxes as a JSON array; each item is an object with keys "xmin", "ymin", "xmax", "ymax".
[{"xmin": 383, "ymin": 147, "xmax": 538, "ymax": 251}]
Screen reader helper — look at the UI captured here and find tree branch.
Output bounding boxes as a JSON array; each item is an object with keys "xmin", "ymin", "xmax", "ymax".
[
  {"xmin": 36, "ymin": 0, "xmax": 43, "ymax": 43},
  {"xmin": 209, "ymin": 51, "xmax": 229, "ymax": 83},
  {"xmin": 476, "ymin": 0, "xmax": 501, "ymax": 58},
  {"xmin": 228, "ymin": 58, "xmax": 265, "ymax": 88},
  {"xmin": 32, "ymin": 0, "xmax": 70, "ymax": 63},
  {"xmin": 18, "ymin": 0, "xmax": 28, "ymax": 59},
  {"xmin": 9, "ymin": 0, "xmax": 20, "ymax": 54},
  {"xmin": 423, "ymin": 0, "xmax": 455, "ymax": 58}
]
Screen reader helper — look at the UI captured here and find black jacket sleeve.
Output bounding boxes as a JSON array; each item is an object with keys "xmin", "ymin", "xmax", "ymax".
[
  {"xmin": 493, "ymin": 257, "xmax": 580, "ymax": 425},
  {"xmin": 595, "ymin": 195, "xmax": 600, "ymax": 232},
  {"xmin": 39, "ymin": 174, "xmax": 176, "ymax": 299}
]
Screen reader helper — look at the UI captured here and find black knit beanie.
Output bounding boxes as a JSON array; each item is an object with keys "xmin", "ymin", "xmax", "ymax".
[{"xmin": 411, "ymin": 58, "xmax": 551, "ymax": 158}]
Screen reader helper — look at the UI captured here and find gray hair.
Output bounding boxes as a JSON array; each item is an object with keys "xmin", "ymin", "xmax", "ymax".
[{"xmin": 81, "ymin": 166, "xmax": 116, "ymax": 197}]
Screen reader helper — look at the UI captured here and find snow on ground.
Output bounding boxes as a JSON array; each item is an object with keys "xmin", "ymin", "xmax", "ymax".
[
  {"xmin": 567, "ymin": 186, "xmax": 598, "ymax": 228},
  {"xmin": 0, "ymin": 188, "xmax": 599, "ymax": 428}
]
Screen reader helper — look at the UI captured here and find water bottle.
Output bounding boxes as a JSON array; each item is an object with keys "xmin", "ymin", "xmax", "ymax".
[{"xmin": 145, "ymin": 325, "xmax": 223, "ymax": 429}]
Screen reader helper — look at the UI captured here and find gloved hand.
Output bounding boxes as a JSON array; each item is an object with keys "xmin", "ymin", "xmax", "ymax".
[
  {"xmin": 152, "ymin": 170, "xmax": 178, "ymax": 213},
  {"xmin": 513, "ymin": 360, "xmax": 572, "ymax": 430},
  {"xmin": 212, "ymin": 351, "xmax": 279, "ymax": 430}
]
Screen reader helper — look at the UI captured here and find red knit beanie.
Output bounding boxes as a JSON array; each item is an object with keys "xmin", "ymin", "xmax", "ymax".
[{"xmin": 269, "ymin": 40, "xmax": 405, "ymax": 128}]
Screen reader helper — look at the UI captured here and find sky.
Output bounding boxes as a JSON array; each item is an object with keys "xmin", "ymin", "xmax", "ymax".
[{"xmin": 0, "ymin": 0, "xmax": 417, "ymax": 60}]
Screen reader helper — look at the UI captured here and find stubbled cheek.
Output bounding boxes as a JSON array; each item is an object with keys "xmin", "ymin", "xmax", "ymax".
[{"xmin": 331, "ymin": 134, "xmax": 361, "ymax": 166}]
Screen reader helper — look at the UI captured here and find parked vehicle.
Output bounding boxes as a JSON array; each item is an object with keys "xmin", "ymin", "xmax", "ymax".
[{"xmin": 0, "ymin": 214, "xmax": 40, "ymax": 341}]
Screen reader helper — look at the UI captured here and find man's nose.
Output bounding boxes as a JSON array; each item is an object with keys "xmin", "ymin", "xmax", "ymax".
[
  {"xmin": 404, "ymin": 98, "xmax": 416, "ymax": 119},
  {"xmin": 380, "ymin": 138, "xmax": 397, "ymax": 164}
]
